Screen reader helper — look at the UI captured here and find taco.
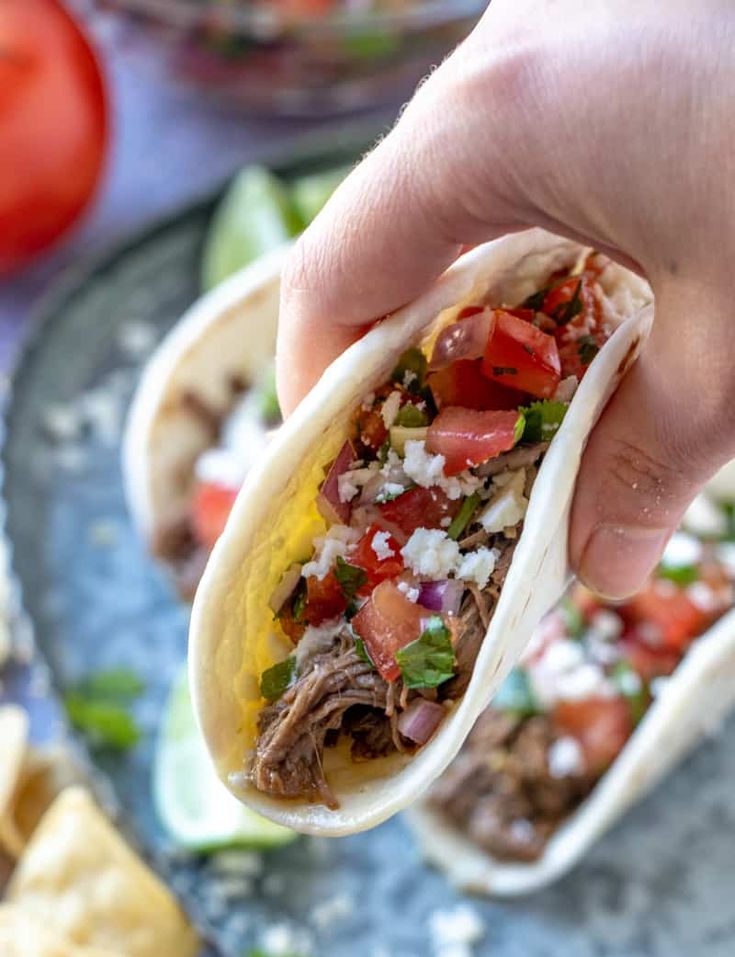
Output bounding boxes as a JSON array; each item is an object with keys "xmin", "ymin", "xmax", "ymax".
[
  {"xmin": 407, "ymin": 502, "xmax": 735, "ymax": 894},
  {"xmin": 190, "ymin": 229, "xmax": 653, "ymax": 835},
  {"xmin": 123, "ymin": 246, "xmax": 286, "ymax": 598}
]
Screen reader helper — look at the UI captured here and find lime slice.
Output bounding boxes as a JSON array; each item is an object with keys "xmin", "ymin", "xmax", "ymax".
[
  {"xmin": 201, "ymin": 165, "xmax": 303, "ymax": 291},
  {"xmin": 153, "ymin": 665, "xmax": 296, "ymax": 851},
  {"xmin": 290, "ymin": 166, "xmax": 350, "ymax": 225}
]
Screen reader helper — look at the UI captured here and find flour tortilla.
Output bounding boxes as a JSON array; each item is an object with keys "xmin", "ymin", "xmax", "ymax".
[
  {"xmin": 190, "ymin": 229, "xmax": 653, "ymax": 836},
  {"xmin": 123, "ymin": 245, "xmax": 287, "ymax": 557},
  {"xmin": 7, "ymin": 787, "xmax": 199, "ymax": 957}
]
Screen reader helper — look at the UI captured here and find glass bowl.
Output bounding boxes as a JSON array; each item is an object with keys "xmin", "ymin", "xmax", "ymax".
[{"xmin": 96, "ymin": 0, "xmax": 485, "ymax": 115}]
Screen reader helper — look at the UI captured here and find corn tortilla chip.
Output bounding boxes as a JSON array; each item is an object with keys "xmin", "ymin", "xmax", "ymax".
[
  {"xmin": 0, "ymin": 705, "xmax": 30, "ymax": 858},
  {"xmin": 0, "ymin": 903, "xmax": 123, "ymax": 957}
]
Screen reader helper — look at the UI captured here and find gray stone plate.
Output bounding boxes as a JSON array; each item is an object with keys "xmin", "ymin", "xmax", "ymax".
[{"xmin": 3, "ymin": 140, "xmax": 735, "ymax": 957}]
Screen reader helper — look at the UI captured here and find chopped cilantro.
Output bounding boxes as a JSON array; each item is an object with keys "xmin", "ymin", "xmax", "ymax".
[
  {"xmin": 611, "ymin": 660, "xmax": 649, "ymax": 725},
  {"xmin": 278, "ymin": 577, "xmax": 307, "ymax": 623},
  {"xmin": 521, "ymin": 289, "xmax": 546, "ymax": 311},
  {"xmin": 260, "ymin": 657, "xmax": 297, "ymax": 701},
  {"xmin": 334, "ymin": 556, "xmax": 368, "ymax": 600},
  {"xmin": 256, "ymin": 368, "xmax": 281, "ymax": 425},
  {"xmin": 657, "ymin": 563, "xmax": 699, "ymax": 586},
  {"xmin": 64, "ymin": 667, "xmax": 144, "ymax": 752},
  {"xmin": 513, "ymin": 411, "xmax": 526, "ymax": 443},
  {"xmin": 391, "ymin": 348, "xmax": 427, "ymax": 393},
  {"xmin": 577, "ymin": 335, "xmax": 599, "ymax": 366},
  {"xmin": 395, "ymin": 616, "xmax": 456, "ymax": 689},
  {"xmin": 492, "ymin": 669, "xmax": 539, "ymax": 716},
  {"xmin": 447, "ymin": 492, "xmax": 481, "ymax": 540},
  {"xmin": 559, "ymin": 597, "xmax": 585, "ymax": 639},
  {"xmin": 354, "ymin": 637, "xmax": 375, "ymax": 666},
  {"xmin": 554, "ymin": 279, "xmax": 583, "ymax": 326},
  {"xmin": 721, "ymin": 501, "xmax": 735, "ymax": 540},
  {"xmin": 520, "ymin": 399, "xmax": 568, "ymax": 444},
  {"xmin": 394, "ymin": 404, "xmax": 428, "ymax": 428}
]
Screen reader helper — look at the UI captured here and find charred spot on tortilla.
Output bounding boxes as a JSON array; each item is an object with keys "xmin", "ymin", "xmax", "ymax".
[{"xmin": 616, "ymin": 336, "xmax": 641, "ymax": 378}]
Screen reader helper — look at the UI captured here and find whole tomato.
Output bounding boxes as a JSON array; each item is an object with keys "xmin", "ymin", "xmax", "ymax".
[{"xmin": 0, "ymin": 0, "xmax": 107, "ymax": 275}]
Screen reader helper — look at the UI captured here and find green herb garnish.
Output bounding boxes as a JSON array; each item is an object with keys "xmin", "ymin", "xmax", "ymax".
[
  {"xmin": 278, "ymin": 577, "xmax": 307, "ymax": 623},
  {"xmin": 64, "ymin": 667, "xmax": 145, "ymax": 751},
  {"xmin": 514, "ymin": 410, "xmax": 526, "ymax": 443},
  {"xmin": 554, "ymin": 279, "xmax": 583, "ymax": 326},
  {"xmin": 611, "ymin": 660, "xmax": 649, "ymax": 725},
  {"xmin": 447, "ymin": 492, "xmax": 481, "ymax": 540},
  {"xmin": 392, "ymin": 348, "xmax": 428, "ymax": 393},
  {"xmin": 395, "ymin": 616, "xmax": 456, "ymax": 690},
  {"xmin": 559, "ymin": 597, "xmax": 585, "ymax": 639},
  {"xmin": 260, "ymin": 657, "xmax": 297, "ymax": 701},
  {"xmin": 256, "ymin": 368, "xmax": 281, "ymax": 425},
  {"xmin": 334, "ymin": 556, "xmax": 368, "ymax": 600},
  {"xmin": 491, "ymin": 668, "xmax": 539, "ymax": 717},
  {"xmin": 577, "ymin": 335, "xmax": 599, "ymax": 366},
  {"xmin": 394, "ymin": 404, "xmax": 428, "ymax": 428},
  {"xmin": 521, "ymin": 288, "xmax": 546, "ymax": 311},
  {"xmin": 657, "ymin": 563, "xmax": 699, "ymax": 586},
  {"xmin": 520, "ymin": 399, "xmax": 568, "ymax": 443},
  {"xmin": 354, "ymin": 637, "xmax": 375, "ymax": 666}
]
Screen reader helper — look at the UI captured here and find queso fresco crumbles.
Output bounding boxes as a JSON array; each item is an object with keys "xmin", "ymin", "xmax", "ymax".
[{"xmin": 254, "ymin": 251, "xmax": 622, "ymax": 809}]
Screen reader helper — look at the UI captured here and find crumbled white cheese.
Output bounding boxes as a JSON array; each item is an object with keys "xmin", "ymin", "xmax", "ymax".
[
  {"xmin": 401, "ymin": 529, "xmax": 460, "ymax": 579},
  {"xmin": 661, "ymin": 531, "xmax": 702, "ymax": 569},
  {"xmin": 361, "ymin": 392, "xmax": 376, "ymax": 410},
  {"xmin": 196, "ymin": 391, "xmax": 270, "ymax": 487},
  {"xmin": 717, "ymin": 541, "xmax": 735, "ymax": 577},
  {"xmin": 403, "ymin": 369, "xmax": 418, "ymax": 389},
  {"xmin": 548, "ymin": 736, "xmax": 584, "ymax": 778},
  {"xmin": 117, "ymin": 319, "xmax": 156, "ymax": 358},
  {"xmin": 589, "ymin": 609, "xmax": 623, "ymax": 642},
  {"xmin": 402, "ymin": 440, "xmax": 482, "ymax": 500},
  {"xmin": 554, "ymin": 375, "xmax": 578, "ymax": 402},
  {"xmin": 260, "ymin": 923, "xmax": 313, "ymax": 957},
  {"xmin": 381, "ymin": 390, "xmax": 403, "ymax": 428},
  {"xmin": 371, "ymin": 530, "xmax": 395, "ymax": 561},
  {"xmin": 529, "ymin": 638, "xmax": 613, "ymax": 707},
  {"xmin": 338, "ymin": 466, "xmax": 375, "ymax": 503},
  {"xmin": 455, "ymin": 547, "xmax": 499, "ymax": 588},
  {"xmin": 683, "ymin": 494, "xmax": 727, "ymax": 538},
  {"xmin": 687, "ymin": 581, "xmax": 719, "ymax": 612},
  {"xmin": 440, "ymin": 516, "xmax": 452, "ymax": 528},
  {"xmin": 429, "ymin": 904, "xmax": 484, "ymax": 955},
  {"xmin": 397, "ymin": 580, "xmax": 420, "ymax": 602},
  {"xmin": 302, "ymin": 525, "xmax": 359, "ymax": 580},
  {"xmin": 616, "ymin": 668, "xmax": 642, "ymax": 696},
  {"xmin": 378, "ymin": 482, "xmax": 407, "ymax": 501},
  {"xmin": 309, "ymin": 892, "xmax": 355, "ymax": 930},
  {"xmin": 479, "ymin": 469, "xmax": 528, "ymax": 533}
]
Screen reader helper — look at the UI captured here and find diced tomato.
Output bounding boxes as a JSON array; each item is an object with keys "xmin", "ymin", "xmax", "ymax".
[
  {"xmin": 376, "ymin": 486, "xmax": 460, "ymax": 537},
  {"xmin": 552, "ymin": 696, "xmax": 633, "ymax": 774},
  {"xmin": 618, "ymin": 634, "xmax": 679, "ymax": 681},
  {"xmin": 456, "ymin": 305, "xmax": 485, "ymax": 320},
  {"xmin": 427, "ymin": 359, "xmax": 526, "ymax": 412},
  {"xmin": 482, "ymin": 309, "xmax": 561, "ymax": 399},
  {"xmin": 303, "ymin": 571, "xmax": 348, "ymax": 626},
  {"xmin": 503, "ymin": 307, "xmax": 536, "ymax": 323},
  {"xmin": 351, "ymin": 523, "xmax": 404, "ymax": 595},
  {"xmin": 354, "ymin": 406, "xmax": 388, "ymax": 454},
  {"xmin": 191, "ymin": 481, "xmax": 239, "ymax": 550},
  {"xmin": 352, "ymin": 581, "xmax": 426, "ymax": 681},
  {"xmin": 620, "ymin": 584, "xmax": 711, "ymax": 653},
  {"xmin": 426, "ymin": 406, "xmax": 522, "ymax": 476},
  {"xmin": 557, "ymin": 336, "xmax": 605, "ymax": 381},
  {"xmin": 278, "ymin": 603, "xmax": 306, "ymax": 644}
]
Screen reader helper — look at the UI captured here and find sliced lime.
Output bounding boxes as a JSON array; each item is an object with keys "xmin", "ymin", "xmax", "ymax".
[
  {"xmin": 153, "ymin": 665, "xmax": 296, "ymax": 851},
  {"xmin": 201, "ymin": 166, "xmax": 302, "ymax": 291},
  {"xmin": 290, "ymin": 166, "xmax": 349, "ymax": 225}
]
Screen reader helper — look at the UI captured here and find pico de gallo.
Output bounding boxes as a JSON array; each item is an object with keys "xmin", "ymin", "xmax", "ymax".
[
  {"xmin": 154, "ymin": 365, "xmax": 280, "ymax": 598},
  {"xmin": 428, "ymin": 522, "xmax": 735, "ymax": 862},
  {"xmin": 254, "ymin": 250, "xmax": 625, "ymax": 809}
]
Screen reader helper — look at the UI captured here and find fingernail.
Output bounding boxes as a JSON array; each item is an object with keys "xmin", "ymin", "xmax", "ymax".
[{"xmin": 578, "ymin": 524, "xmax": 671, "ymax": 599}]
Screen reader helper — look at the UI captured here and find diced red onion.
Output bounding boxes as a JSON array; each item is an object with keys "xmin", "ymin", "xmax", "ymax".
[
  {"xmin": 397, "ymin": 699, "xmax": 447, "ymax": 745},
  {"xmin": 429, "ymin": 310, "xmax": 492, "ymax": 370},
  {"xmin": 317, "ymin": 440, "xmax": 356, "ymax": 524},
  {"xmin": 418, "ymin": 579, "xmax": 464, "ymax": 616}
]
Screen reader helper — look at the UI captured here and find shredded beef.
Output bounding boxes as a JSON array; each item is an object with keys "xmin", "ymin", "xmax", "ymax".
[
  {"xmin": 477, "ymin": 442, "xmax": 549, "ymax": 477},
  {"xmin": 429, "ymin": 709, "xmax": 595, "ymax": 862}
]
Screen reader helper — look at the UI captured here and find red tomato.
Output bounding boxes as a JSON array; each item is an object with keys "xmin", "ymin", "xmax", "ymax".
[
  {"xmin": 0, "ymin": 0, "xmax": 107, "ymax": 274},
  {"xmin": 304, "ymin": 571, "xmax": 347, "ymax": 626},
  {"xmin": 619, "ymin": 635, "xmax": 679, "ymax": 681},
  {"xmin": 352, "ymin": 581, "xmax": 426, "ymax": 681},
  {"xmin": 191, "ymin": 481, "xmax": 239, "ymax": 550},
  {"xmin": 503, "ymin": 307, "xmax": 536, "ymax": 323},
  {"xmin": 482, "ymin": 310, "xmax": 561, "ymax": 399},
  {"xmin": 621, "ymin": 584, "xmax": 710, "ymax": 653},
  {"xmin": 426, "ymin": 406, "xmax": 522, "ymax": 476},
  {"xmin": 351, "ymin": 523, "xmax": 404, "ymax": 594},
  {"xmin": 552, "ymin": 697, "xmax": 633, "ymax": 774},
  {"xmin": 355, "ymin": 406, "xmax": 388, "ymax": 454},
  {"xmin": 376, "ymin": 486, "xmax": 460, "ymax": 538},
  {"xmin": 278, "ymin": 604, "xmax": 306, "ymax": 644},
  {"xmin": 427, "ymin": 359, "xmax": 526, "ymax": 412}
]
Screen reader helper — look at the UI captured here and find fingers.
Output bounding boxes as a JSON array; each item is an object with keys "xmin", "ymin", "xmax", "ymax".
[{"xmin": 569, "ymin": 280, "xmax": 735, "ymax": 598}]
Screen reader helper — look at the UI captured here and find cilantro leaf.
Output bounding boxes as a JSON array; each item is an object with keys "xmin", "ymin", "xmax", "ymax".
[
  {"xmin": 391, "ymin": 348, "xmax": 428, "ymax": 393},
  {"xmin": 521, "ymin": 288, "xmax": 546, "ymax": 311},
  {"xmin": 334, "ymin": 556, "xmax": 368, "ymax": 600},
  {"xmin": 559, "ymin": 597, "xmax": 585, "ymax": 639},
  {"xmin": 520, "ymin": 399, "xmax": 568, "ymax": 443},
  {"xmin": 65, "ymin": 695, "xmax": 141, "ymax": 751},
  {"xmin": 447, "ymin": 492, "xmax": 481, "ymax": 540},
  {"xmin": 354, "ymin": 637, "xmax": 375, "ymax": 667},
  {"xmin": 76, "ymin": 667, "xmax": 144, "ymax": 701},
  {"xmin": 256, "ymin": 368, "xmax": 281, "ymax": 425},
  {"xmin": 611, "ymin": 661, "xmax": 649, "ymax": 725},
  {"xmin": 492, "ymin": 669, "xmax": 539, "ymax": 717},
  {"xmin": 260, "ymin": 657, "xmax": 297, "ymax": 701},
  {"xmin": 577, "ymin": 335, "xmax": 599, "ymax": 366},
  {"xmin": 394, "ymin": 403, "xmax": 428, "ymax": 428},
  {"xmin": 657, "ymin": 563, "xmax": 699, "ymax": 586},
  {"xmin": 395, "ymin": 616, "xmax": 455, "ymax": 689}
]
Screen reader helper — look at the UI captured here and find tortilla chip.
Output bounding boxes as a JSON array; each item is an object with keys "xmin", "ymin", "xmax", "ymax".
[
  {"xmin": 7, "ymin": 746, "xmax": 81, "ymax": 850},
  {"xmin": 7, "ymin": 787, "xmax": 199, "ymax": 957},
  {"xmin": 0, "ymin": 705, "xmax": 30, "ymax": 857},
  {"xmin": 0, "ymin": 903, "xmax": 123, "ymax": 957}
]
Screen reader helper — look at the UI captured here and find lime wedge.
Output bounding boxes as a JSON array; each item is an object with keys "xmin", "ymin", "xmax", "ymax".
[
  {"xmin": 201, "ymin": 165, "xmax": 303, "ymax": 290},
  {"xmin": 290, "ymin": 166, "xmax": 350, "ymax": 225},
  {"xmin": 153, "ymin": 665, "xmax": 296, "ymax": 851}
]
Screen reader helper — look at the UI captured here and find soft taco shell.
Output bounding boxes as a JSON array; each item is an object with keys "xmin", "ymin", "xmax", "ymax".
[
  {"xmin": 123, "ymin": 245, "xmax": 286, "ymax": 560},
  {"xmin": 190, "ymin": 228, "xmax": 653, "ymax": 835}
]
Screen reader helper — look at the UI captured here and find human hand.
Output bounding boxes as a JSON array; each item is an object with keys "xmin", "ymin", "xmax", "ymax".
[{"xmin": 277, "ymin": 0, "xmax": 735, "ymax": 598}]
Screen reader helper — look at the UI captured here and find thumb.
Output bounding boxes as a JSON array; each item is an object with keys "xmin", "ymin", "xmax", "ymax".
[{"xmin": 569, "ymin": 280, "xmax": 735, "ymax": 599}]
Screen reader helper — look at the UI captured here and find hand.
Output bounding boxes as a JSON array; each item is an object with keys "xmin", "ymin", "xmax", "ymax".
[{"xmin": 277, "ymin": 0, "xmax": 735, "ymax": 598}]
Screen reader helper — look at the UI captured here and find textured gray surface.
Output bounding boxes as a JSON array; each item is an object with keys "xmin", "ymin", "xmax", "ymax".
[{"xmin": 3, "ymin": 192, "xmax": 735, "ymax": 957}]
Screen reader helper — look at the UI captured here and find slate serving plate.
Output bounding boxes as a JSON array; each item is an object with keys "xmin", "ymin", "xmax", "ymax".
[{"xmin": 3, "ymin": 136, "xmax": 735, "ymax": 957}]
